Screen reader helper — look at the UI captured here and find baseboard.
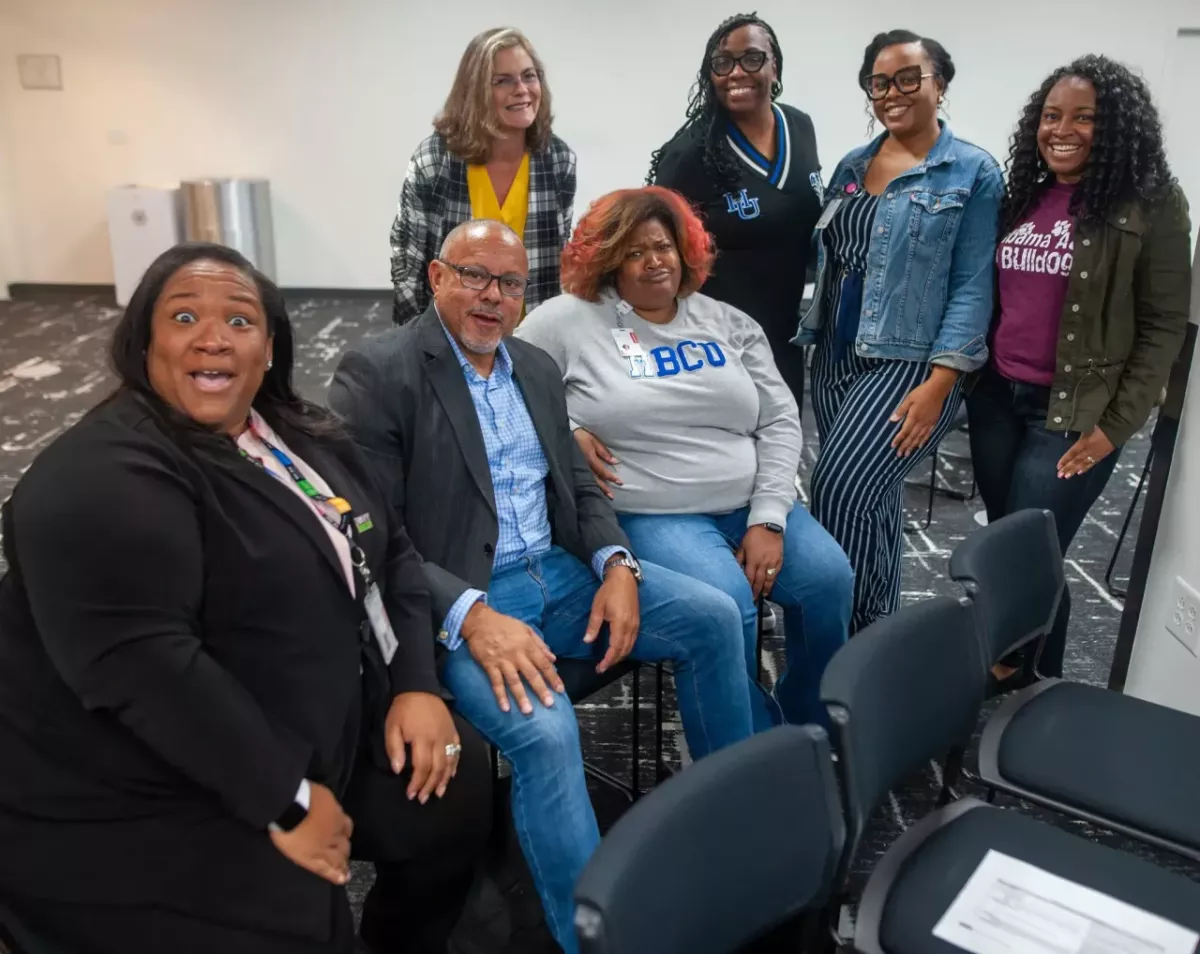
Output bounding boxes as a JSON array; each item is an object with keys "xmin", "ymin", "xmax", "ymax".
[{"xmin": 6, "ymin": 283, "xmax": 392, "ymax": 303}]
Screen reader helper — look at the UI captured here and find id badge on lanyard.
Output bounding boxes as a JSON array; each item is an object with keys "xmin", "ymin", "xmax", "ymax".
[{"xmin": 613, "ymin": 299, "xmax": 655, "ymax": 379}]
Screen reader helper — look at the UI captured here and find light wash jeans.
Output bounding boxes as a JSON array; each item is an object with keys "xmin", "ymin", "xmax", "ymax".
[
  {"xmin": 619, "ymin": 504, "xmax": 853, "ymax": 730},
  {"xmin": 441, "ymin": 546, "xmax": 753, "ymax": 952}
]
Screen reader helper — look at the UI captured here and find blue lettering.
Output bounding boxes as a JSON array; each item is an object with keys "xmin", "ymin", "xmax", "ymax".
[
  {"xmin": 701, "ymin": 342, "xmax": 726, "ymax": 367},
  {"xmin": 651, "ymin": 346, "xmax": 680, "ymax": 377},
  {"xmin": 678, "ymin": 340, "xmax": 704, "ymax": 372}
]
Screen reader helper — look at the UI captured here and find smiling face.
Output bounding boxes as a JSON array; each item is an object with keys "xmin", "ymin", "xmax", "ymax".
[
  {"xmin": 711, "ymin": 24, "xmax": 777, "ymax": 117},
  {"xmin": 869, "ymin": 41, "xmax": 942, "ymax": 138},
  {"xmin": 430, "ymin": 223, "xmax": 528, "ymax": 356},
  {"xmin": 614, "ymin": 218, "xmax": 682, "ymax": 313},
  {"xmin": 146, "ymin": 259, "xmax": 273, "ymax": 436},
  {"xmin": 1037, "ymin": 76, "xmax": 1096, "ymax": 183},
  {"xmin": 491, "ymin": 44, "xmax": 541, "ymax": 135}
]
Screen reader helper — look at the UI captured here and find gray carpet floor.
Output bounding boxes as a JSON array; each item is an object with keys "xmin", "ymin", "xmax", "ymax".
[{"xmin": 1, "ymin": 291, "xmax": 1194, "ymax": 952}]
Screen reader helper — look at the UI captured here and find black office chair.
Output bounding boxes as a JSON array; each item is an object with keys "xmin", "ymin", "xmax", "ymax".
[
  {"xmin": 818, "ymin": 595, "xmax": 1200, "ymax": 954},
  {"xmin": 950, "ymin": 508, "xmax": 1200, "ymax": 862},
  {"xmin": 558, "ymin": 659, "xmax": 648, "ymax": 800},
  {"xmin": 574, "ymin": 725, "xmax": 845, "ymax": 954}
]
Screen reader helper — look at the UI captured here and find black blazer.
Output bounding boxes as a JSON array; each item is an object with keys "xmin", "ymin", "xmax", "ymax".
[
  {"xmin": 0, "ymin": 389, "xmax": 437, "ymax": 942},
  {"xmin": 328, "ymin": 306, "xmax": 631, "ymax": 625}
]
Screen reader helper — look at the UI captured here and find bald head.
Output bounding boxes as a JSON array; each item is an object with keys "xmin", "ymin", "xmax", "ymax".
[
  {"xmin": 428, "ymin": 218, "xmax": 529, "ymax": 365},
  {"xmin": 440, "ymin": 219, "xmax": 526, "ymax": 262}
]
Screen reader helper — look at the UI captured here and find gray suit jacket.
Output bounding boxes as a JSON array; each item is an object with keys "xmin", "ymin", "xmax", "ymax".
[{"xmin": 328, "ymin": 306, "xmax": 631, "ymax": 627}]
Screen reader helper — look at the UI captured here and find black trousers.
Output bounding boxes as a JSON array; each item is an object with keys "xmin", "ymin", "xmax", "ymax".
[{"xmin": 7, "ymin": 714, "xmax": 492, "ymax": 954}]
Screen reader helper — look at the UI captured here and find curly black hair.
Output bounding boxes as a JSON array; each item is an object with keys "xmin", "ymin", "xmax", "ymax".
[
  {"xmin": 645, "ymin": 12, "xmax": 783, "ymax": 189},
  {"xmin": 858, "ymin": 29, "xmax": 956, "ymax": 91},
  {"xmin": 1002, "ymin": 55, "xmax": 1175, "ymax": 234}
]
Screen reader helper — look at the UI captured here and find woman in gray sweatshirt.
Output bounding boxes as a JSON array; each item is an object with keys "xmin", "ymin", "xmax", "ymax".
[{"xmin": 516, "ymin": 186, "xmax": 853, "ymax": 730}]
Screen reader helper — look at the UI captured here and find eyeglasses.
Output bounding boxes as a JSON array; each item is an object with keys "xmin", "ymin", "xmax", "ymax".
[
  {"xmin": 862, "ymin": 66, "xmax": 937, "ymax": 101},
  {"xmin": 710, "ymin": 50, "xmax": 769, "ymax": 77},
  {"xmin": 492, "ymin": 69, "xmax": 541, "ymax": 91},
  {"xmin": 439, "ymin": 261, "xmax": 528, "ymax": 298}
]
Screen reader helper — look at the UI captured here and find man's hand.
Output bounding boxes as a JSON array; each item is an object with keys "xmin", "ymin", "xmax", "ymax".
[
  {"xmin": 269, "ymin": 783, "xmax": 353, "ymax": 886},
  {"xmin": 1057, "ymin": 427, "xmax": 1117, "ymax": 479},
  {"xmin": 385, "ymin": 692, "xmax": 460, "ymax": 804},
  {"xmin": 890, "ymin": 366, "xmax": 960, "ymax": 458},
  {"xmin": 574, "ymin": 428, "xmax": 622, "ymax": 499},
  {"xmin": 462, "ymin": 603, "xmax": 564, "ymax": 715},
  {"xmin": 586, "ymin": 565, "xmax": 640, "ymax": 674},
  {"xmin": 736, "ymin": 525, "xmax": 784, "ymax": 599}
]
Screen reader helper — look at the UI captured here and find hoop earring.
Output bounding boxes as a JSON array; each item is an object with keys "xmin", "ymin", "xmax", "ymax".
[
  {"xmin": 864, "ymin": 101, "xmax": 877, "ymax": 138},
  {"xmin": 938, "ymin": 95, "xmax": 950, "ymax": 120}
]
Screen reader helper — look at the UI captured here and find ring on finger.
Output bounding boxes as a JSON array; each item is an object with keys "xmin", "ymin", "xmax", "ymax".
[
  {"xmin": 765, "ymin": 567, "xmax": 777, "ymax": 577},
  {"xmin": 445, "ymin": 742, "xmax": 462, "ymax": 759},
  {"xmin": 1086, "ymin": 455, "xmax": 1095, "ymax": 466}
]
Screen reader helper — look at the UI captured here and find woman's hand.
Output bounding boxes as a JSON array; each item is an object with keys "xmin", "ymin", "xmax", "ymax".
[
  {"xmin": 890, "ymin": 366, "xmax": 960, "ymax": 458},
  {"xmin": 574, "ymin": 428, "xmax": 622, "ymax": 499},
  {"xmin": 736, "ymin": 525, "xmax": 784, "ymax": 599},
  {"xmin": 1057, "ymin": 427, "xmax": 1116, "ymax": 479},
  {"xmin": 385, "ymin": 691, "xmax": 461, "ymax": 804},
  {"xmin": 269, "ymin": 782, "xmax": 353, "ymax": 886}
]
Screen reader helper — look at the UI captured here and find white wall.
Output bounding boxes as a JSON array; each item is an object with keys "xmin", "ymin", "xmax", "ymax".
[
  {"xmin": 0, "ymin": 0, "xmax": 1194, "ymax": 289},
  {"xmin": 1124, "ymin": 248, "xmax": 1200, "ymax": 715}
]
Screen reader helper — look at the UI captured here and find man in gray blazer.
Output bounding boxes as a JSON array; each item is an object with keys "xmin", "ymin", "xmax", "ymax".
[{"xmin": 329, "ymin": 220, "xmax": 752, "ymax": 953}]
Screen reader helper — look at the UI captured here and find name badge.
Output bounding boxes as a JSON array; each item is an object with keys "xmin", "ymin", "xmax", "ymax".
[
  {"xmin": 611, "ymin": 328, "xmax": 643, "ymax": 357},
  {"xmin": 363, "ymin": 583, "xmax": 398, "ymax": 665},
  {"xmin": 814, "ymin": 198, "xmax": 844, "ymax": 230}
]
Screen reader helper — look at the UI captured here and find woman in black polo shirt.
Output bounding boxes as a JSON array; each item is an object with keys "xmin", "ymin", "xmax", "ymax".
[{"xmin": 649, "ymin": 12, "xmax": 821, "ymax": 406}]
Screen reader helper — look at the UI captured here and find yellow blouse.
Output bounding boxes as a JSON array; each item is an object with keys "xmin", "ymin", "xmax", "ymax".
[{"xmin": 466, "ymin": 153, "xmax": 531, "ymax": 319}]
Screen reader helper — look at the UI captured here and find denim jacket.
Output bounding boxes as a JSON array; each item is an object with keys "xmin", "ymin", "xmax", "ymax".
[{"xmin": 792, "ymin": 124, "xmax": 1004, "ymax": 372}]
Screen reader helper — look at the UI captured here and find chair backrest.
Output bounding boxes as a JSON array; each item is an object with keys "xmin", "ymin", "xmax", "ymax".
[
  {"xmin": 948, "ymin": 508, "xmax": 1064, "ymax": 665},
  {"xmin": 574, "ymin": 725, "xmax": 845, "ymax": 954},
  {"xmin": 820, "ymin": 595, "xmax": 984, "ymax": 874}
]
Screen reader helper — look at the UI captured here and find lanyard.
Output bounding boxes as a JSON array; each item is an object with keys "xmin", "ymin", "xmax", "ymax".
[{"xmin": 240, "ymin": 420, "xmax": 374, "ymax": 590}]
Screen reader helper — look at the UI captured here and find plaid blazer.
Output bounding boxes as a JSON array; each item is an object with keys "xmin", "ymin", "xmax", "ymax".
[{"xmin": 389, "ymin": 132, "xmax": 577, "ymax": 325}]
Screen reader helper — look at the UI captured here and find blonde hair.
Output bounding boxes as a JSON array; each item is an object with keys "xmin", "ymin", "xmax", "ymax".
[{"xmin": 433, "ymin": 28, "xmax": 554, "ymax": 164}]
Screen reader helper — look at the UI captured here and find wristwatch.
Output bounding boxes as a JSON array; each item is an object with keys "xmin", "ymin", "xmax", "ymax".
[
  {"xmin": 758, "ymin": 522, "xmax": 785, "ymax": 535},
  {"xmin": 604, "ymin": 555, "xmax": 644, "ymax": 584},
  {"xmin": 269, "ymin": 779, "xmax": 311, "ymax": 833}
]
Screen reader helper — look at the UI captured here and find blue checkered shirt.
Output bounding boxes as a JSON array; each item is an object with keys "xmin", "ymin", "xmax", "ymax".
[{"xmin": 439, "ymin": 321, "xmax": 624, "ymax": 648}]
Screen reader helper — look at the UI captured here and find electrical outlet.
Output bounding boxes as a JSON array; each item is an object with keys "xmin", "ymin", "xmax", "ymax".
[{"xmin": 1165, "ymin": 575, "xmax": 1200, "ymax": 656}]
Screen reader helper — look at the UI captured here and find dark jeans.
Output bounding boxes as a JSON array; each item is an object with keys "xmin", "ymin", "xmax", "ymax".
[{"xmin": 966, "ymin": 365, "xmax": 1122, "ymax": 678}]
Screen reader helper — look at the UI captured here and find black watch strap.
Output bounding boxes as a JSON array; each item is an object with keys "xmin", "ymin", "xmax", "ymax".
[{"xmin": 759, "ymin": 522, "xmax": 784, "ymax": 534}]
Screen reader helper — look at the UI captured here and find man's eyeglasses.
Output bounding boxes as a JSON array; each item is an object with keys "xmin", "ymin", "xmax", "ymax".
[
  {"xmin": 862, "ymin": 66, "xmax": 937, "ymax": 101},
  {"xmin": 710, "ymin": 50, "xmax": 769, "ymax": 77},
  {"xmin": 439, "ymin": 261, "xmax": 528, "ymax": 298}
]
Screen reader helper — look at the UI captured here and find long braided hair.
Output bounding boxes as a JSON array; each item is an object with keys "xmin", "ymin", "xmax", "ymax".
[
  {"xmin": 1002, "ymin": 55, "xmax": 1175, "ymax": 234},
  {"xmin": 645, "ymin": 12, "xmax": 783, "ymax": 189}
]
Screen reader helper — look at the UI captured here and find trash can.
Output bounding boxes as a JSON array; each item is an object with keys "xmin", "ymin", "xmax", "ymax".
[
  {"xmin": 181, "ymin": 178, "xmax": 276, "ymax": 280},
  {"xmin": 107, "ymin": 185, "xmax": 183, "ymax": 306}
]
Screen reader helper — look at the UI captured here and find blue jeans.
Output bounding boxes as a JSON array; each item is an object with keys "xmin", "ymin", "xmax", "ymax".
[
  {"xmin": 966, "ymin": 365, "xmax": 1122, "ymax": 677},
  {"xmin": 441, "ymin": 547, "xmax": 752, "ymax": 952},
  {"xmin": 618, "ymin": 505, "xmax": 853, "ymax": 731}
]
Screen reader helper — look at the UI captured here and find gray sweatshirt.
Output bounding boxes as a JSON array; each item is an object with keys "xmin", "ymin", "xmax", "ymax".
[{"xmin": 515, "ymin": 290, "xmax": 802, "ymax": 528}]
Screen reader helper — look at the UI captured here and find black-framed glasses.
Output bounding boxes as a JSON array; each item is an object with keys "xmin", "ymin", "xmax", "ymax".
[
  {"xmin": 862, "ymin": 66, "xmax": 937, "ymax": 101},
  {"xmin": 439, "ymin": 261, "xmax": 528, "ymax": 298},
  {"xmin": 710, "ymin": 50, "xmax": 769, "ymax": 76}
]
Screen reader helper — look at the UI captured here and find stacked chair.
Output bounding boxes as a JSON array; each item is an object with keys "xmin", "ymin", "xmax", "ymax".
[{"xmin": 575, "ymin": 508, "xmax": 1200, "ymax": 954}]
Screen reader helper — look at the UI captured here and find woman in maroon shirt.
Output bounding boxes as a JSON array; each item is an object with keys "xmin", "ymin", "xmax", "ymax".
[{"xmin": 967, "ymin": 55, "xmax": 1192, "ymax": 686}]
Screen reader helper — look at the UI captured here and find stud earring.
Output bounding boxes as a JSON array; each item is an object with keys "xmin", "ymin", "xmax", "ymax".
[{"xmin": 266, "ymin": 359, "xmax": 274, "ymax": 370}]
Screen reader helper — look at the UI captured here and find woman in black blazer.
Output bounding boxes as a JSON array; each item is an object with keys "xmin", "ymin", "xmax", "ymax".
[{"xmin": 0, "ymin": 243, "xmax": 491, "ymax": 954}]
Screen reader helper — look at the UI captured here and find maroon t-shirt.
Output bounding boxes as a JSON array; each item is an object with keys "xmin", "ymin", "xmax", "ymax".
[{"xmin": 992, "ymin": 182, "xmax": 1077, "ymax": 386}]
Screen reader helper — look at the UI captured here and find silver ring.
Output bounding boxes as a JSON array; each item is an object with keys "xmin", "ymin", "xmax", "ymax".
[
  {"xmin": 445, "ymin": 743, "xmax": 462, "ymax": 759},
  {"xmin": 766, "ymin": 567, "xmax": 777, "ymax": 577},
  {"xmin": 1086, "ymin": 455, "xmax": 1095, "ymax": 465}
]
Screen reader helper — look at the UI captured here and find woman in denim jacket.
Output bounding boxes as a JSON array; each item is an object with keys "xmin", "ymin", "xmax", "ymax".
[{"xmin": 793, "ymin": 29, "xmax": 1003, "ymax": 632}]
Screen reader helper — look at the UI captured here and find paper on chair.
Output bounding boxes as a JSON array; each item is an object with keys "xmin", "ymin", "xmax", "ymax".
[{"xmin": 931, "ymin": 849, "xmax": 1199, "ymax": 954}]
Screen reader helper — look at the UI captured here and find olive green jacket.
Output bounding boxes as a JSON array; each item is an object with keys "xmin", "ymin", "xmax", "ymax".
[{"xmin": 1044, "ymin": 185, "xmax": 1192, "ymax": 447}]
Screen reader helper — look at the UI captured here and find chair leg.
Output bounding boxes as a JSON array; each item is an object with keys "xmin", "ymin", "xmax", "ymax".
[
  {"xmin": 940, "ymin": 745, "xmax": 964, "ymax": 806},
  {"xmin": 1105, "ymin": 448, "xmax": 1153, "ymax": 600}
]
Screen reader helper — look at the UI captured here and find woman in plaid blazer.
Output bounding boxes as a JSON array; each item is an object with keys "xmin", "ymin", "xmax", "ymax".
[{"xmin": 389, "ymin": 27, "xmax": 577, "ymax": 325}]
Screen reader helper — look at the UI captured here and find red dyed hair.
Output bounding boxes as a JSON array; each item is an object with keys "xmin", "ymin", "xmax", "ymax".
[{"xmin": 560, "ymin": 186, "xmax": 715, "ymax": 302}]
